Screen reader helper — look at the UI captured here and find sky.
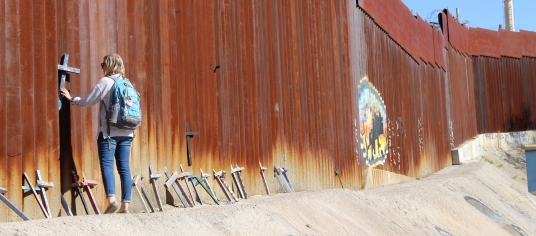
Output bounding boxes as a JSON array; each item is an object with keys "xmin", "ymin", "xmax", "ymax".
[{"xmin": 400, "ymin": 0, "xmax": 536, "ymax": 32}]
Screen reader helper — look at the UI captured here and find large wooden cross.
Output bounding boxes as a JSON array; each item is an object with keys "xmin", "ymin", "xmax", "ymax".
[
  {"xmin": 57, "ymin": 53, "xmax": 80, "ymax": 110},
  {"xmin": 185, "ymin": 122, "xmax": 198, "ymax": 166}
]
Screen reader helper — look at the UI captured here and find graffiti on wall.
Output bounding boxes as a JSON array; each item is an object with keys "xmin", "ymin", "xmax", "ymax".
[
  {"xmin": 483, "ymin": 132, "xmax": 531, "ymax": 147},
  {"xmin": 358, "ymin": 79, "xmax": 388, "ymax": 167},
  {"xmin": 354, "ymin": 118, "xmax": 362, "ymax": 166},
  {"xmin": 387, "ymin": 117, "xmax": 405, "ymax": 170},
  {"xmin": 418, "ymin": 118, "xmax": 424, "ymax": 154},
  {"xmin": 484, "ymin": 132, "xmax": 527, "ymax": 140},
  {"xmin": 449, "ymin": 120, "xmax": 455, "ymax": 148}
]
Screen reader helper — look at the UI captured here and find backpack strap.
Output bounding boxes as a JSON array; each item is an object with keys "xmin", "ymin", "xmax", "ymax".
[
  {"xmin": 103, "ymin": 76, "xmax": 119, "ymax": 150},
  {"xmin": 100, "ymin": 76, "xmax": 119, "ymax": 114}
]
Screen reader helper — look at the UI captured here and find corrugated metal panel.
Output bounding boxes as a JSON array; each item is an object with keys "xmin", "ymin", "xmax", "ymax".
[
  {"xmin": 358, "ymin": 0, "xmax": 445, "ymax": 67},
  {"xmin": 1, "ymin": 0, "xmax": 536, "ymax": 222},
  {"xmin": 0, "ymin": 0, "xmax": 5, "ymax": 222},
  {"xmin": 470, "ymin": 28, "xmax": 500, "ymax": 58},
  {"xmin": 445, "ymin": 10, "xmax": 471, "ymax": 56},
  {"xmin": 473, "ymin": 56, "xmax": 535, "ymax": 133},
  {"xmin": 524, "ymin": 57, "xmax": 536, "ymax": 129},
  {"xmin": 521, "ymin": 30, "xmax": 536, "ymax": 57},
  {"xmin": 56, "ymin": 0, "xmax": 359, "ymax": 212},
  {"xmin": 502, "ymin": 57, "xmax": 524, "ymax": 131},
  {"xmin": 0, "ymin": 0, "xmax": 61, "ymax": 221},
  {"xmin": 500, "ymin": 29, "xmax": 522, "ymax": 58},
  {"xmin": 445, "ymin": 46, "xmax": 477, "ymax": 147},
  {"xmin": 357, "ymin": 6, "xmax": 455, "ymax": 178},
  {"xmin": 474, "ymin": 57, "xmax": 501, "ymax": 132}
]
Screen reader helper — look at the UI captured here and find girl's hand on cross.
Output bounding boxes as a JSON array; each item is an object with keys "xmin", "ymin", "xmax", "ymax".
[{"xmin": 60, "ymin": 87, "xmax": 73, "ymax": 101}]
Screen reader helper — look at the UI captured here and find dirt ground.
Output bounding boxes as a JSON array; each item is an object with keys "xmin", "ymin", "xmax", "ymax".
[{"xmin": 1, "ymin": 151, "xmax": 536, "ymax": 236}]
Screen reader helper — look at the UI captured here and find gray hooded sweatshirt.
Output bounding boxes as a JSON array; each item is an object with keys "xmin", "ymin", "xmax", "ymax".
[{"xmin": 71, "ymin": 73, "xmax": 135, "ymax": 139}]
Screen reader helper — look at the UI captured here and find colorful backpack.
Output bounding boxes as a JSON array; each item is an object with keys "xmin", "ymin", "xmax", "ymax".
[{"xmin": 105, "ymin": 76, "xmax": 142, "ymax": 133}]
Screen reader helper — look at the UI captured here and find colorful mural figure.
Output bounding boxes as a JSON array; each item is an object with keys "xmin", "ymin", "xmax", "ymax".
[{"xmin": 358, "ymin": 79, "xmax": 388, "ymax": 166}]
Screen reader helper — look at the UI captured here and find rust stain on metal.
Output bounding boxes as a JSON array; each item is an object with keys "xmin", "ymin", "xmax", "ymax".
[{"xmin": 2, "ymin": 0, "xmax": 536, "ymax": 221}]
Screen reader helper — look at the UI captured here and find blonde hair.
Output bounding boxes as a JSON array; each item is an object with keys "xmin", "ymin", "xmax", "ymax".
[{"xmin": 103, "ymin": 53, "xmax": 126, "ymax": 77}]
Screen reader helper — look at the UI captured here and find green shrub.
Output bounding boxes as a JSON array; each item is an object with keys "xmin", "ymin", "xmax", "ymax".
[{"xmin": 482, "ymin": 157, "xmax": 493, "ymax": 164}]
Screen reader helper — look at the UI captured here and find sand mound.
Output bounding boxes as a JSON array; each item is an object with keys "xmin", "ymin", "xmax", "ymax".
[{"xmin": 1, "ymin": 154, "xmax": 535, "ymax": 235}]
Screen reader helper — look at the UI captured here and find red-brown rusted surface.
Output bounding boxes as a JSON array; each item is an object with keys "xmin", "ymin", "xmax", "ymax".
[
  {"xmin": 447, "ymin": 46, "xmax": 478, "ymax": 145},
  {"xmin": 521, "ymin": 30, "xmax": 536, "ymax": 57},
  {"xmin": 354, "ymin": 5, "xmax": 456, "ymax": 178},
  {"xmin": 0, "ymin": 0, "xmax": 61, "ymax": 221},
  {"xmin": 0, "ymin": 0, "xmax": 6, "ymax": 223},
  {"xmin": 1, "ymin": 0, "xmax": 536, "ymax": 222},
  {"xmin": 474, "ymin": 57, "xmax": 513, "ymax": 132},
  {"xmin": 525, "ymin": 57, "xmax": 536, "ymax": 129},
  {"xmin": 500, "ymin": 29, "xmax": 523, "ymax": 58},
  {"xmin": 434, "ymin": 29, "xmax": 446, "ymax": 70},
  {"xmin": 470, "ymin": 28, "xmax": 500, "ymax": 58},
  {"xmin": 444, "ymin": 10, "xmax": 471, "ymax": 56},
  {"xmin": 359, "ymin": 0, "xmax": 449, "ymax": 68},
  {"xmin": 472, "ymin": 55, "xmax": 536, "ymax": 133},
  {"xmin": 440, "ymin": 11, "xmax": 449, "ymax": 46}
]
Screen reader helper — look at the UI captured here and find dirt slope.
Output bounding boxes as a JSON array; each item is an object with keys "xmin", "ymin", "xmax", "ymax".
[{"xmin": 1, "ymin": 155, "xmax": 535, "ymax": 236}]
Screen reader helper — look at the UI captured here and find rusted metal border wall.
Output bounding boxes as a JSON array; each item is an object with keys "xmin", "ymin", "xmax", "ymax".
[
  {"xmin": 473, "ymin": 56, "xmax": 536, "ymax": 133},
  {"xmin": 442, "ymin": 9, "xmax": 536, "ymax": 134},
  {"xmin": 446, "ymin": 46, "xmax": 477, "ymax": 148},
  {"xmin": 352, "ymin": 2, "xmax": 468, "ymax": 178},
  {"xmin": 174, "ymin": 0, "xmax": 358, "ymax": 195},
  {"xmin": 466, "ymin": 21, "xmax": 536, "ymax": 133},
  {"xmin": 0, "ymin": 0, "xmax": 60, "ymax": 222},
  {"xmin": 2, "ymin": 0, "xmax": 536, "ymax": 222},
  {"xmin": 1, "ymin": 0, "xmax": 360, "ymax": 221}
]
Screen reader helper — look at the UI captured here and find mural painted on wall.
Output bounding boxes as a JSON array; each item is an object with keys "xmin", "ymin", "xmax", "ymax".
[{"xmin": 358, "ymin": 78, "xmax": 388, "ymax": 166}]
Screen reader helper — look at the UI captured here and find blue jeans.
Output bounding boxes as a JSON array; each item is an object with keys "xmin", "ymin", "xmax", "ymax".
[{"xmin": 97, "ymin": 132, "xmax": 132, "ymax": 202}]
